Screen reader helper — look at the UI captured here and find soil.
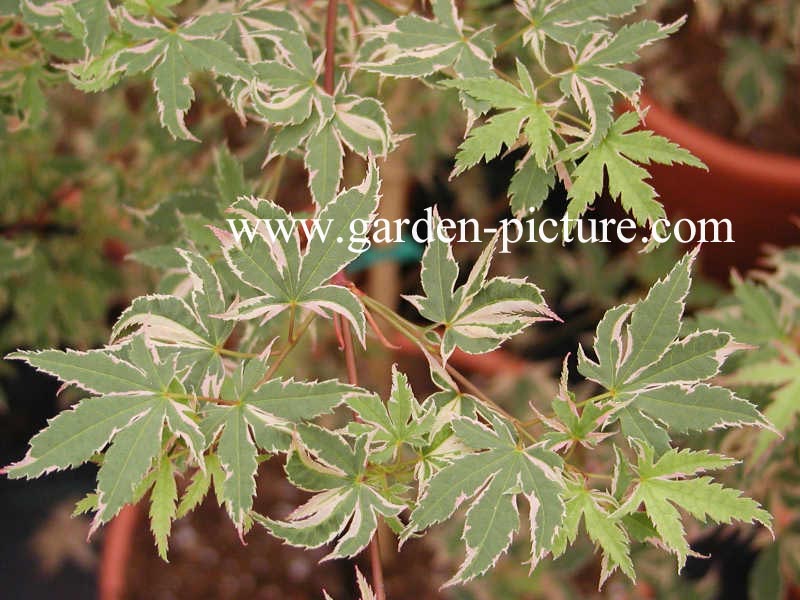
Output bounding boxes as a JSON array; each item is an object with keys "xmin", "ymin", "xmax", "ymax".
[
  {"xmin": 638, "ymin": 1, "xmax": 800, "ymax": 156},
  {"xmin": 125, "ymin": 457, "xmax": 450, "ymax": 600}
]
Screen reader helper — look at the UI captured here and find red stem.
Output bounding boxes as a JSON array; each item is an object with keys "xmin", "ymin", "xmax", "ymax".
[
  {"xmin": 324, "ymin": 0, "xmax": 339, "ymax": 94},
  {"xmin": 369, "ymin": 527, "xmax": 387, "ymax": 600},
  {"xmin": 341, "ymin": 323, "xmax": 387, "ymax": 600},
  {"xmin": 325, "ymin": 3, "xmax": 384, "ymax": 593}
]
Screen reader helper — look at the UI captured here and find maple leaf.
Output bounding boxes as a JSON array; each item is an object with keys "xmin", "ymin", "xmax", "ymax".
[
  {"xmin": 254, "ymin": 425, "xmax": 404, "ymax": 559},
  {"xmin": 443, "ymin": 61, "xmax": 555, "ymax": 177},
  {"xmin": 551, "ymin": 477, "xmax": 635, "ymax": 588},
  {"xmin": 616, "ymin": 445, "xmax": 772, "ymax": 570},
  {"xmin": 111, "ymin": 249, "xmax": 235, "ymax": 397},
  {"xmin": 406, "ymin": 414, "xmax": 564, "ymax": 585},
  {"xmin": 559, "ymin": 18, "xmax": 684, "ymax": 144},
  {"xmin": 113, "ymin": 11, "xmax": 254, "ymax": 140},
  {"xmin": 217, "ymin": 163, "xmax": 381, "ymax": 342},
  {"xmin": 5, "ymin": 336, "xmax": 205, "ymax": 530},
  {"xmin": 578, "ymin": 248, "xmax": 769, "ymax": 454},
  {"xmin": 405, "ymin": 209, "xmax": 557, "ymax": 361},
  {"xmin": 567, "ymin": 112, "xmax": 706, "ymax": 226},
  {"xmin": 347, "ymin": 365, "xmax": 435, "ymax": 463}
]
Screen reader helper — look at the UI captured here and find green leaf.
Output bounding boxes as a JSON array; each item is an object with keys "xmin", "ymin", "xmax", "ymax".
[
  {"xmin": 617, "ymin": 446, "xmax": 771, "ymax": 570},
  {"xmin": 212, "ymin": 403, "xmax": 260, "ymax": 533},
  {"xmin": 70, "ymin": 0, "xmax": 112, "ymax": 56},
  {"xmin": 114, "ymin": 13, "xmax": 254, "ymax": 140},
  {"xmin": 255, "ymin": 426, "xmax": 404, "ymax": 559},
  {"xmin": 444, "ymin": 74, "xmax": 554, "ymax": 176},
  {"xmin": 95, "ymin": 404, "xmax": 165, "ymax": 526},
  {"xmin": 552, "ymin": 480, "xmax": 634, "ymax": 587},
  {"xmin": 407, "ymin": 213, "xmax": 555, "ymax": 361},
  {"xmin": 347, "ymin": 365, "xmax": 435, "ymax": 462},
  {"xmin": 578, "ymin": 249, "xmax": 767, "ymax": 450},
  {"xmin": 305, "ymin": 122, "xmax": 344, "ymax": 208},
  {"xmin": 3, "ymin": 395, "xmax": 153, "ymax": 479},
  {"xmin": 557, "ymin": 19, "xmax": 683, "ymax": 144},
  {"xmin": 567, "ymin": 112, "xmax": 705, "ymax": 226},
  {"xmin": 360, "ymin": 0, "xmax": 495, "ymax": 81},
  {"xmin": 508, "ymin": 157, "xmax": 555, "ymax": 218},
  {"xmin": 149, "ymin": 453, "xmax": 178, "ymax": 560},
  {"xmin": 111, "ymin": 250, "xmax": 235, "ymax": 396},
  {"xmin": 516, "ymin": 0, "xmax": 645, "ymax": 57},
  {"xmin": 6, "ymin": 336, "xmax": 206, "ymax": 530},
  {"xmin": 7, "ymin": 348, "xmax": 151, "ymax": 395},
  {"xmin": 176, "ymin": 463, "xmax": 212, "ymax": 518},
  {"xmin": 219, "ymin": 163, "xmax": 380, "ymax": 342},
  {"xmin": 407, "ymin": 416, "xmax": 564, "ymax": 585}
]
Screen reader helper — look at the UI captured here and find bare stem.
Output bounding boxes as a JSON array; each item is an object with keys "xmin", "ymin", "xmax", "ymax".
[
  {"xmin": 260, "ymin": 313, "xmax": 316, "ymax": 384},
  {"xmin": 496, "ymin": 24, "xmax": 532, "ymax": 52},
  {"xmin": 217, "ymin": 347, "xmax": 261, "ymax": 359},
  {"xmin": 344, "ymin": 0, "xmax": 360, "ymax": 35},
  {"xmin": 341, "ymin": 321, "xmax": 387, "ymax": 600},
  {"xmin": 369, "ymin": 525, "xmax": 387, "ymax": 600},
  {"xmin": 325, "ymin": 0, "xmax": 339, "ymax": 95},
  {"xmin": 287, "ymin": 302, "xmax": 297, "ymax": 343}
]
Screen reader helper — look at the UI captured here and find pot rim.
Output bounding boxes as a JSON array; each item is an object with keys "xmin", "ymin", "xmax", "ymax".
[{"xmin": 639, "ymin": 92, "xmax": 800, "ymax": 189}]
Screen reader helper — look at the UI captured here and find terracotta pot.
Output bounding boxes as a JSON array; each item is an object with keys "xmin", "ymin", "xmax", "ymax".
[
  {"xmin": 638, "ymin": 92, "xmax": 800, "ymax": 279},
  {"xmin": 98, "ymin": 504, "xmax": 140, "ymax": 600}
]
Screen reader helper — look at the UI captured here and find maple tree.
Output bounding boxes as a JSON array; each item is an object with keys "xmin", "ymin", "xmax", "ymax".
[{"xmin": 0, "ymin": 1, "xmax": 783, "ymax": 598}]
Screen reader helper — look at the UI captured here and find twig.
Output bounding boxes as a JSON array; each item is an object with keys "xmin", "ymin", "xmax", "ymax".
[
  {"xmin": 259, "ymin": 313, "xmax": 317, "ymax": 384},
  {"xmin": 344, "ymin": 0, "xmax": 360, "ymax": 35},
  {"xmin": 341, "ymin": 321, "xmax": 387, "ymax": 600},
  {"xmin": 325, "ymin": 0, "xmax": 339, "ymax": 95}
]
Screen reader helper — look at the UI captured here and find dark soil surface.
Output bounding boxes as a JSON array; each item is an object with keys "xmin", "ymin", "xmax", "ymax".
[
  {"xmin": 639, "ymin": 1, "xmax": 800, "ymax": 156},
  {"xmin": 125, "ymin": 458, "xmax": 450, "ymax": 600}
]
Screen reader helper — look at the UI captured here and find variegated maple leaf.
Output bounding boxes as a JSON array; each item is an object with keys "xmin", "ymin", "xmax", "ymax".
[
  {"xmin": 111, "ymin": 10, "xmax": 254, "ymax": 140},
  {"xmin": 358, "ymin": 0, "xmax": 495, "ymax": 122},
  {"xmin": 405, "ymin": 208, "xmax": 557, "ymax": 361},
  {"xmin": 111, "ymin": 249, "xmax": 234, "ymax": 397},
  {"xmin": 558, "ymin": 18, "xmax": 684, "ymax": 145},
  {"xmin": 514, "ymin": 0, "xmax": 644, "ymax": 60},
  {"xmin": 578, "ymin": 248, "xmax": 769, "ymax": 454},
  {"xmin": 358, "ymin": 0, "xmax": 494, "ymax": 80},
  {"xmin": 5, "ymin": 336, "xmax": 205, "ymax": 531},
  {"xmin": 405, "ymin": 414, "xmax": 565, "ymax": 585},
  {"xmin": 254, "ymin": 424, "xmax": 405, "ymax": 560},
  {"xmin": 236, "ymin": 20, "xmax": 392, "ymax": 207},
  {"xmin": 347, "ymin": 365, "xmax": 436, "ymax": 463},
  {"xmin": 199, "ymin": 359, "xmax": 374, "ymax": 534},
  {"xmin": 216, "ymin": 163, "xmax": 381, "ymax": 343},
  {"xmin": 533, "ymin": 359, "xmax": 615, "ymax": 453}
]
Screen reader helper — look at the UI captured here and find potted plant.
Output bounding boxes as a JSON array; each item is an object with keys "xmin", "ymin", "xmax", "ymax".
[
  {"xmin": 635, "ymin": 0, "xmax": 800, "ymax": 277},
  {"xmin": 1, "ymin": 1, "xmax": 786, "ymax": 598}
]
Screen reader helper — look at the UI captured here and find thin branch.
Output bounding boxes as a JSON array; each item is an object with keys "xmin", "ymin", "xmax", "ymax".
[
  {"xmin": 369, "ymin": 526, "xmax": 387, "ymax": 600},
  {"xmin": 259, "ymin": 312, "xmax": 317, "ymax": 384},
  {"xmin": 361, "ymin": 293, "xmax": 537, "ymax": 444},
  {"xmin": 342, "ymin": 322, "xmax": 359, "ymax": 387},
  {"xmin": 341, "ymin": 321, "xmax": 387, "ymax": 600},
  {"xmin": 344, "ymin": 0, "xmax": 360, "ymax": 36},
  {"xmin": 324, "ymin": 0, "xmax": 339, "ymax": 95}
]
